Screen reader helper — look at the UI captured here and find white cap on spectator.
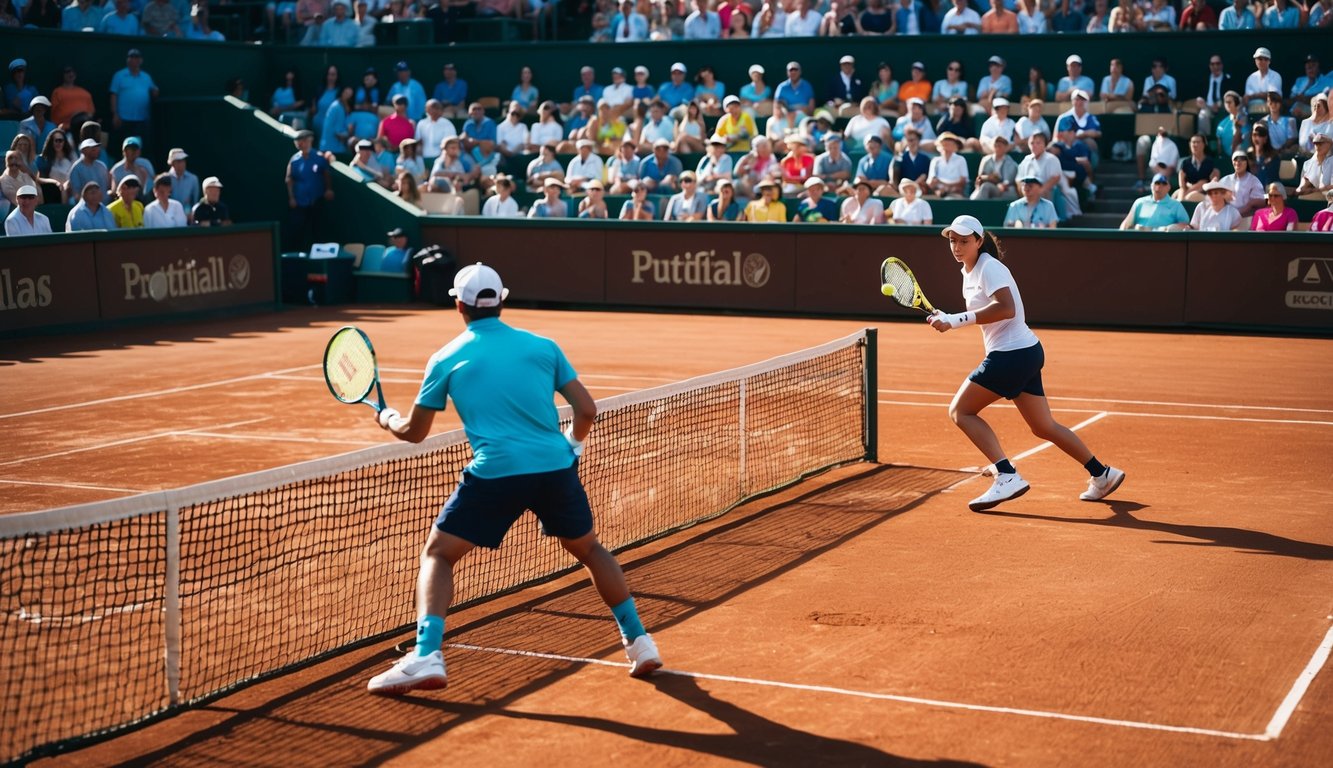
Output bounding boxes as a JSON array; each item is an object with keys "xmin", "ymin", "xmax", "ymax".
[
  {"xmin": 748, "ymin": 64, "xmax": 764, "ymax": 75},
  {"xmin": 169, "ymin": 149, "xmax": 188, "ymax": 162},
  {"xmin": 941, "ymin": 214, "xmax": 984, "ymax": 238},
  {"xmin": 988, "ymin": 55, "xmax": 1005, "ymax": 66},
  {"xmin": 576, "ymin": 138, "xmax": 596, "ymax": 149},
  {"xmin": 911, "ymin": 61, "xmax": 925, "ymax": 70},
  {"xmin": 1072, "ymin": 89, "xmax": 1089, "ymax": 101},
  {"xmin": 907, "ymin": 97, "xmax": 925, "ymax": 108},
  {"xmin": 839, "ymin": 55, "xmax": 854, "ymax": 65},
  {"xmin": 79, "ymin": 138, "xmax": 99, "ymax": 150},
  {"xmin": 803, "ymin": 177, "xmax": 825, "ymax": 189},
  {"xmin": 653, "ymin": 138, "xmax": 671, "ymax": 148},
  {"xmin": 544, "ymin": 177, "xmax": 567, "ymax": 188},
  {"xmin": 202, "ymin": 176, "xmax": 223, "ymax": 188},
  {"xmin": 16, "ymin": 184, "xmax": 38, "ymax": 197},
  {"xmin": 993, "ymin": 97, "xmax": 1009, "ymax": 108},
  {"xmin": 1203, "ymin": 181, "xmax": 1228, "ymax": 192},
  {"xmin": 671, "ymin": 62, "xmax": 686, "ymax": 73},
  {"xmin": 1253, "ymin": 47, "xmax": 1271, "ymax": 60},
  {"xmin": 723, "ymin": 94, "xmax": 740, "ymax": 107},
  {"xmin": 634, "ymin": 65, "xmax": 649, "ymax": 75},
  {"xmin": 449, "ymin": 263, "xmax": 509, "ymax": 308},
  {"xmin": 1312, "ymin": 93, "xmax": 1329, "ymax": 105},
  {"xmin": 29, "ymin": 95, "xmax": 50, "ymax": 109},
  {"xmin": 1066, "ymin": 55, "xmax": 1082, "ymax": 65}
]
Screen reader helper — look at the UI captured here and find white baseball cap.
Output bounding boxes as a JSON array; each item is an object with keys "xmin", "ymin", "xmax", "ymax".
[
  {"xmin": 1072, "ymin": 89, "xmax": 1089, "ymax": 101},
  {"xmin": 803, "ymin": 176, "xmax": 825, "ymax": 188},
  {"xmin": 748, "ymin": 64, "xmax": 764, "ymax": 75},
  {"xmin": 671, "ymin": 62, "xmax": 686, "ymax": 73},
  {"xmin": 29, "ymin": 95, "xmax": 50, "ymax": 109},
  {"xmin": 1066, "ymin": 55, "xmax": 1082, "ymax": 66},
  {"xmin": 993, "ymin": 97, "xmax": 1010, "ymax": 108},
  {"xmin": 839, "ymin": 55, "xmax": 855, "ymax": 65},
  {"xmin": 1253, "ymin": 47, "xmax": 1272, "ymax": 60},
  {"xmin": 169, "ymin": 149, "xmax": 188, "ymax": 162},
  {"xmin": 634, "ymin": 65, "xmax": 649, "ymax": 75},
  {"xmin": 449, "ymin": 263, "xmax": 509, "ymax": 308},
  {"xmin": 78, "ymin": 138, "xmax": 100, "ymax": 150},
  {"xmin": 16, "ymin": 184, "xmax": 38, "ymax": 197},
  {"xmin": 941, "ymin": 214, "xmax": 984, "ymax": 239},
  {"xmin": 202, "ymin": 176, "xmax": 223, "ymax": 188}
]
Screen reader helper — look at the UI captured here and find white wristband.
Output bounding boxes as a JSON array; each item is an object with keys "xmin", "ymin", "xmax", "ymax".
[
  {"xmin": 563, "ymin": 425, "xmax": 586, "ymax": 457},
  {"xmin": 945, "ymin": 312, "xmax": 976, "ymax": 329},
  {"xmin": 377, "ymin": 407, "xmax": 400, "ymax": 429}
]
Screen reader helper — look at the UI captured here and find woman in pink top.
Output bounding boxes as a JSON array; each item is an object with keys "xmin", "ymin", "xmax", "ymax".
[
  {"xmin": 1250, "ymin": 182, "xmax": 1298, "ymax": 231},
  {"xmin": 1311, "ymin": 192, "xmax": 1333, "ymax": 233}
]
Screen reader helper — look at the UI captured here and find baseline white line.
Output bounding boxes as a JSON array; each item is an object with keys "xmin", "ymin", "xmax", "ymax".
[
  {"xmin": 878, "ymin": 388, "xmax": 1333, "ymax": 415},
  {"xmin": 0, "ymin": 366, "xmax": 321, "ymax": 421},
  {"xmin": 0, "ymin": 478, "xmax": 145, "ymax": 494},
  {"xmin": 447, "ymin": 642, "xmax": 1267, "ymax": 742},
  {"xmin": 1265, "ymin": 622, "xmax": 1333, "ymax": 739},
  {"xmin": 181, "ymin": 432, "xmax": 380, "ymax": 447},
  {"xmin": 0, "ymin": 419, "xmax": 266, "ymax": 468},
  {"xmin": 877, "ymin": 401, "xmax": 1333, "ymax": 427},
  {"xmin": 1013, "ymin": 412, "xmax": 1110, "ymax": 463}
]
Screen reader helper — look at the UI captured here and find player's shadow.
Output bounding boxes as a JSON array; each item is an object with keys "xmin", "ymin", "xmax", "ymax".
[
  {"xmin": 416, "ymin": 674, "xmax": 988, "ymax": 767},
  {"xmin": 981, "ymin": 500, "xmax": 1333, "ymax": 560}
]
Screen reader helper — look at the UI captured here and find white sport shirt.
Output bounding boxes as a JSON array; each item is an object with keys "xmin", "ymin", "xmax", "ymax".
[{"xmin": 962, "ymin": 252, "xmax": 1039, "ymax": 353}]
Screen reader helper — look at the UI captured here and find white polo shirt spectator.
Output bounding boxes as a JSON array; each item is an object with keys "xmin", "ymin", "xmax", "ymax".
[
  {"xmin": 496, "ymin": 110, "xmax": 531, "ymax": 154},
  {"xmin": 530, "ymin": 115, "xmax": 565, "ymax": 148},
  {"xmin": 979, "ymin": 100, "xmax": 1015, "ymax": 152},
  {"xmin": 1017, "ymin": 145, "xmax": 1062, "ymax": 187},
  {"xmin": 940, "ymin": 0, "xmax": 981, "ymax": 34},
  {"xmin": 683, "ymin": 2, "xmax": 722, "ymax": 39},
  {"xmin": 482, "ymin": 192, "xmax": 521, "ymax": 217},
  {"xmin": 1190, "ymin": 195, "xmax": 1242, "ymax": 232},
  {"xmin": 1301, "ymin": 140, "xmax": 1333, "ymax": 193},
  {"xmin": 1244, "ymin": 51, "xmax": 1283, "ymax": 109},
  {"xmin": 1148, "ymin": 130, "xmax": 1181, "ymax": 174},
  {"xmin": 144, "ymin": 194, "xmax": 188, "ymax": 228},
  {"xmin": 566, "ymin": 141, "xmax": 605, "ymax": 188},
  {"xmin": 416, "ymin": 105, "xmax": 457, "ymax": 161},
  {"xmin": 784, "ymin": 3, "xmax": 823, "ymax": 36},
  {"xmin": 841, "ymin": 191, "xmax": 885, "ymax": 223},
  {"xmin": 602, "ymin": 69, "xmax": 635, "ymax": 108},
  {"xmin": 889, "ymin": 190, "xmax": 932, "ymax": 223},
  {"xmin": 5, "ymin": 185, "xmax": 52, "ymax": 236}
]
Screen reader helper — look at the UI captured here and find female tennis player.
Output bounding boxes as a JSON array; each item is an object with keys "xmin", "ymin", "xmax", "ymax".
[{"xmin": 928, "ymin": 215, "xmax": 1125, "ymax": 512}]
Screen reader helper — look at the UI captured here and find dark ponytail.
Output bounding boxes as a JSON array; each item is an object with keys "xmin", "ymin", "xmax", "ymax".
[{"xmin": 981, "ymin": 230, "xmax": 1007, "ymax": 261}]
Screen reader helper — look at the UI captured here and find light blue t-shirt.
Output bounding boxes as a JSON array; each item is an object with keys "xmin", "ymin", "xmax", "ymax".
[
  {"xmin": 110, "ymin": 68, "xmax": 157, "ymax": 122},
  {"xmin": 1127, "ymin": 195, "xmax": 1189, "ymax": 229},
  {"xmin": 1003, "ymin": 197, "xmax": 1058, "ymax": 227},
  {"xmin": 415, "ymin": 318, "xmax": 579, "ymax": 478}
]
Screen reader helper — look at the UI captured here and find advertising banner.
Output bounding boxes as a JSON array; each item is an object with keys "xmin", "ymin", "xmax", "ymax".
[
  {"xmin": 96, "ymin": 230, "xmax": 275, "ymax": 320},
  {"xmin": 0, "ymin": 242, "xmax": 100, "ymax": 333}
]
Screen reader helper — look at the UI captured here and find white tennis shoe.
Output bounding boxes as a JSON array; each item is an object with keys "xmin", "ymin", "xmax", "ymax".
[
  {"xmin": 624, "ymin": 633, "xmax": 663, "ymax": 678},
  {"xmin": 1080, "ymin": 467, "xmax": 1126, "ymax": 502},
  {"xmin": 969, "ymin": 471, "xmax": 1030, "ymax": 512},
  {"xmin": 367, "ymin": 650, "xmax": 448, "ymax": 695}
]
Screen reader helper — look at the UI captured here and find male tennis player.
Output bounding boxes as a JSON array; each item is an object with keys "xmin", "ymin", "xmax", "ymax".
[
  {"xmin": 367, "ymin": 263, "xmax": 663, "ymax": 694},
  {"xmin": 928, "ymin": 215, "xmax": 1126, "ymax": 512}
]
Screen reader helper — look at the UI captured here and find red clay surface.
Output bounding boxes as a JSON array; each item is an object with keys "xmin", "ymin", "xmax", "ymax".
[{"xmin": 4, "ymin": 305, "xmax": 1332, "ymax": 767}]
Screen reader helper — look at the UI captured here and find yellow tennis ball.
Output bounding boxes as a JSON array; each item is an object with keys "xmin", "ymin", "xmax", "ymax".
[{"xmin": 881, "ymin": 284, "xmax": 896, "ymax": 297}]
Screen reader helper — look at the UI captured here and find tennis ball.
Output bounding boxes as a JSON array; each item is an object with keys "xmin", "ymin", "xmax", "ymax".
[{"xmin": 881, "ymin": 284, "xmax": 896, "ymax": 297}]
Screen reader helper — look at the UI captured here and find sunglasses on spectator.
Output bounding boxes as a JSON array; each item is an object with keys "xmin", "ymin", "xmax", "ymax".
[{"xmin": 948, "ymin": 66, "xmax": 960, "ymax": 72}]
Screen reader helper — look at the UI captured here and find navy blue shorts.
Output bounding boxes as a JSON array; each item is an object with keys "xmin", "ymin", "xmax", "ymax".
[
  {"xmin": 968, "ymin": 342, "xmax": 1046, "ymax": 400},
  {"xmin": 434, "ymin": 463, "xmax": 593, "ymax": 549}
]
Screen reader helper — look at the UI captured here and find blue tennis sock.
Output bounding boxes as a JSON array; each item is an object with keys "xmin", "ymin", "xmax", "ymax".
[
  {"xmin": 610, "ymin": 597, "xmax": 646, "ymax": 643},
  {"xmin": 416, "ymin": 615, "xmax": 445, "ymax": 657}
]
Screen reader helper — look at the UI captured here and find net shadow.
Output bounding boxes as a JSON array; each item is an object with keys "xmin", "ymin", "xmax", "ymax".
[{"xmin": 94, "ymin": 465, "xmax": 969, "ymax": 767}]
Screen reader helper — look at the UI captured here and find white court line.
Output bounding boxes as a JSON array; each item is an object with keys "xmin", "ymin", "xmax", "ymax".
[
  {"xmin": 0, "ymin": 477, "xmax": 145, "ymax": 494},
  {"xmin": 1265, "ymin": 622, "xmax": 1333, "ymax": 739},
  {"xmin": 0, "ymin": 419, "xmax": 266, "ymax": 468},
  {"xmin": 877, "ymin": 400, "xmax": 1333, "ymax": 427},
  {"xmin": 1013, "ymin": 412, "xmax": 1110, "ymax": 462},
  {"xmin": 268, "ymin": 372, "xmax": 642, "ymax": 394},
  {"xmin": 0, "ymin": 365, "xmax": 321, "ymax": 421},
  {"xmin": 878, "ymin": 388, "xmax": 1333, "ymax": 415},
  {"xmin": 181, "ymin": 432, "xmax": 380, "ymax": 447},
  {"xmin": 446, "ymin": 642, "xmax": 1268, "ymax": 742}
]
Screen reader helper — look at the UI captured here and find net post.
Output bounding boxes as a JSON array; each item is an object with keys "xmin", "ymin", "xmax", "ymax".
[
  {"xmin": 738, "ymin": 378, "xmax": 748, "ymax": 497},
  {"xmin": 863, "ymin": 328, "xmax": 878, "ymax": 463},
  {"xmin": 164, "ymin": 505, "xmax": 182, "ymax": 707}
]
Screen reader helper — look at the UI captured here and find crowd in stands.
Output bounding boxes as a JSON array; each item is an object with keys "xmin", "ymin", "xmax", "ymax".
[{"xmin": 2, "ymin": 51, "xmax": 232, "ymax": 236}]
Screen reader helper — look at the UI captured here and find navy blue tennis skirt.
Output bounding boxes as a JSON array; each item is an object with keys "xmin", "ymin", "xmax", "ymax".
[
  {"xmin": 434, "ymin": 463, "xmax": 593, "ymax": 549},
  {"xmin": 968, "ymin": 342, "xmax": 1045, "ymax": 400}
]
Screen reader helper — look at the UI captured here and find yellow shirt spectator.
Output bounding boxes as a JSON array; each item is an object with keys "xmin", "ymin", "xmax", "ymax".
[
  {"xmin": 742, "ymin": 198, "xmax": 787, "ymax": 222},
  {"xmin": 715, "ymin": 110, "xmax": 758, "ymax": 153},
  {"xmin": 108, "ymin": 198, "xmax": 145, "ymax": 229}
]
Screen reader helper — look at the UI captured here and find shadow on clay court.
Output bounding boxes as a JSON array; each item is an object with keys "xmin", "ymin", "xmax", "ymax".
[
  {"xmin": 980, "ymin": 500, "xmax": 1333, "ymax": 561},
  {"xmin": 93, "ymin": 465, "xmax": 973, "ymax": 767}
]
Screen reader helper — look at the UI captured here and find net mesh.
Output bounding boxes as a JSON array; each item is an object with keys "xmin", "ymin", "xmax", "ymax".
[{"xmin": 0, "ymin": 330, "xmax": 873, "ymax": 764}]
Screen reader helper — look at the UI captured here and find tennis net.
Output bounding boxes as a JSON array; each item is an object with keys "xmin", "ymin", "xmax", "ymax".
[{"xmin": 0, "ymin": 328, "xmax": 877, "ymax": 765}]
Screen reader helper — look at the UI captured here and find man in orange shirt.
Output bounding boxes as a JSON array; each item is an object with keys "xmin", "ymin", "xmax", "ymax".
[
  {"xmin": 898, "ymin": 62, "xmax": 933, "ymax": 107},
  {"xmin": 980, "ymin": 0, "xmax": 1018, "ymax": 32},
  {"xmin": 50, "ymin": 65, "xmax": 95, "ymax": 128}
]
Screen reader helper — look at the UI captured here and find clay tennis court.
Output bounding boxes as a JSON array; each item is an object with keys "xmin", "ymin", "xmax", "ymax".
[{"xmin": 4, "ymin": 305, "xmax": 1332, "ymax": 767}]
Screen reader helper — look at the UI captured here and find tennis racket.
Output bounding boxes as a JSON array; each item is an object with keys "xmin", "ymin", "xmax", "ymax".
[
  {"xmin": 880, "ymin": 257, "xmax": 938, "ymax": 315},
  {"xmin": 323, "ymin": 326, "xmax": 386, "ymax": 412}
]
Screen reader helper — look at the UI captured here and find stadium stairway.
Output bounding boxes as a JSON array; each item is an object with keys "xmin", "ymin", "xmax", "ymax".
[{"xmin": 1066, "ymin": 160, "xmax": 1138, "ymax": 230}]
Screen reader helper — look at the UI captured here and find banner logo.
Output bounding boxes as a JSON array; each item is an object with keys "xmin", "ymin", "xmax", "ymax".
[
  {"xmin": 0, "ymin": 268, "xmax": 53, "ymax": 311},
  {"xmin": 630, "ymin": 250, "xmax": 772, "ymax": 288},
  {"xmin": 122, "ymin": 255, "xmax": 254, "ymax": 302},
  {"xmin": 1285, "ymin": 257, "xmax": 1333, "ymax": 311}
]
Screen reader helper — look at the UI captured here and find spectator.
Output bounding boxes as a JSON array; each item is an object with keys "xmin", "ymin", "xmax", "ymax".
[
  {"xmin": 566, "ymin": 139, "xmax": 604, "ymax": 193},
  {"xmin": 936, "ymin": 98, "xmax": 979, "ymax": 151},
  {"xmin": 976, "ymin": 56, "xmax": 1013, "ymax": 116},
  {"xmin": 482, "ymin": 174, "xmax": 522, "ymax": 217},
  {"xmin": 1051, "ymin": 119, "xmax": 1095, "ymax": 201},
  {"xmin": 603, "ymin": 68, "xmax": 635, "ymax": 116},
  {"xmin": 600, "ymin": 140, "xmax": 638, "ymax": 194},
  {"xmin": 764, "ymin": 100, "xmax": 800, "ymax": 154},
  {"xmin": 1310, "ymin": 0, "xmax": 1333, "ymax": 27},
  {"xmin": 109, "ymin": 175, "xmax": 145, "ymax": 229},
  {"xmin": 715, "ymin": 95, "xmax": 758, "ymax": 153},
  {"xmin": 297, "ymin": 0, "xmax": 331, "ymax": 27},
  {"xmin": 697, "ymin": 135, "xmax": 734, "ymax": 194},
  {"xmin": 166, "ymin": 148, "xmax": 200, "ymax": 210},
  {"xmin": 1, "ymin": 150, "xmax": 36, "ymax": 208},
  {"xmin": 979, "ymin": 98, "xmax": 1015, "ymax": 153},
  {"xmin": 802, "ymin": 110, "xmax": 836, "ymax": 153},
  {"xmin": 310, "ymin": 66, "xmax": 341, "ymax": 137},
  {"xmin": 691, "ymin": 65, "xmax": 726, "ymax": 116},
  {"xmin": 1258, "ymin": 91, "xmax": 1299, "ymax": 157},
  {"xmin": 1248, "ymin": 123, "xmax": 1281, "ymax": 187},
  {"xmin": 612, "ymin": 0, "xmax": 649, "ymax": 40},
  {"xmin": 9, "ymin": 134, "xmax": 39, "ymax": 178},
  {"xmin": 722, "ymin": 0, "xmax": 753, "ymax": 36},
  {"xmin": 99, "ymin": 0, "xmax": 141, "ymax": 34},
  {"xmin": 734, "ymin": 135, "xmax": 779, "ymax": 198},
  {"xmin": 271, "ymin": 70, "xmax": 308, "ymax": 129},
  {"xmin": 631, "ymin": 66, "xmax": 658, "ymax": 107},
  {"xmin": 1137, "ymin": 126, "xmax": 1180, "ymax": 192},
  {"xmin": 1300, "ymin": 94, "xmax": 1332, "ymax": 155},
  {"xmin": 376, "ymin": 228, "xmax": 411, "ymax": 274},
  {"xmin": 510, "ymin": 66, "xmax": 540, "ymax": 115},
  {"xmin": 320, "ymin": 86, "xmax": 354, "ymax": 154},
  {"xmin": 526, "ymin": 143, "xmax": 565, "ymax": 192},
  {"xmin": 893, "ymin": 98, "xmax": 937, "ymax": 153},
  {"xmin": 1108, "ymin": 0, "xmax": 1145, "ymax": 32},
  {"xmin": 388, "ymin": 62, "xmax": 427, "ymax": 122},
  {"xmin": 846, "ymin": 97, "xmax": 891, "ymax": 148},
  {"xmin": 813, "ymin": 133, "xmax": 853, "ymax": 194},
  {"xmin": 1003, "ymin": 174, "xmax": 1058, "ymax": 227},
  {"xmin": 18, "ymin": 96, "xmax": 55, "ymax": 149},
  {"xmin": 650, "ymin": 0, "xmax": 685, "ymax": 40},
  {"xmin": 657, "ymin": 63, "xmax": 695, "ymax": 112},
  {"xmin": 941, "ymin": 0, "xmax": 981, "ymax": 33},
  {"xmin": 893, "ymin": 0, "xmax": 926, "ymax": 35},
  {"xmin": 750, "ymin": 1, "xmax": 784, "ymax": 37},
  {"xmin": 1244, "ymin": 48, "xmax": 1282, "ymax": 112},
  {"xmin": 395, "ymin": 138, "xmax": 425, "ymax": 184},
  {"xmin": 1142, "ymin": 58, "xmax": 1177, "ymax": 102},
  {"xmin": 972, "ymin": 135, "xmax": 1018, "ymax": 200},
  {"xmin": 981, "ymin": 0, "xmax": 1018, "ymax": 32},
  {"xmin": 1218, "ymin": 0, "xmax": 1255, "ymax": 29},
  {"xmin": 192, "ymin": 176, "xmax": 231, "ymax": 227},
  {"xmin": 495, "ymin": 103, "xmax": 530, "ymax": 158},
  {"xmin": 1021, "ymin": 66, "xmax": 1049, "ymax": 104},
  {"xmin": 641, "ymin": 138, "xmax": 683, "ymax": 192},
  {"xmin": 1291, "ymin": 56, "xmax": 1328, "ymax": 123},
  {"xmin": 528, "ymin": 177, "xmax": 568, "ymax": 218},
  {"xmin": 791, "ymin": 177, "xmax": 834, "ymax": 222},
  {"xmin": 1120, "ymin": 173, "xmax": 1189, "ymax": 230},
  {"xmin": 65, "ymin": 181, "xmax": 116, "ymax": 231},
  {"xmin": 826, "ymin": 55, "xmax": 866, "ymax": 114},
  {"xmin": 1016, "ymin": 0, "xmax": 1047, "ymax": 33},
  {"xmin": 351, "ymin": 140, "xmax": 392, "ymax": 188},
  {"xmin": 706, "ymin": 178, "xmax": 742, "ymax": 220},
  {"xmin": 1058, "ymin": 90, "xmax": 1102, "ymax": 155},
  {"xmin": 894, "ymin": 126, "xmax": 932, "ymax": 189},
  {"xmin": 620, "ymin": 179, "xmax": 656, "ymax": 219},
  {"xmin": 564, "ymin": 95, "xmax": 596, "ymax": 144},
  {"xmin": 62, "ymin": 0, "xmax": 101, "ymax": 30},
  {"xmin": 1085, "ymin": 0, "xmax": 1111, "ymax": 32},
  {"xmin": 144, "ymin": 174, "xmax": 188, "ymax": 228},
  {"xmin": 1251, "ymin": 182, "xmax": 1297, "ymax": 230},
  {"xmin": 932, "ymin": 61, "xmax": 970, "ymax": 114},
  {"xmin": 673, "ymin": 101, "xmax": 707, "ymax": 154},
  {"xmin": 4, "ymin": 184, "xmax": 50, "ymax": 236},
  {"xmin": 1296, "ymin": 133, "xmax": 1333, "ymax": 198},
  {"xmin": 662, "ymin": 171, "xmax": 707, "ymax": 220},
  {"xmin": 3, "ymin": 60, "xmax": 34, "ymax": 119},
  {"xmin": 898, "ymin": 62, "xmax": 933, "ymax": 108},
  {"xmin": 926, "ymin": 132, "xmax": 968, "ymax": 198},
  {"xmin": 395, "ymin": 171, "xmax": 422, "ymax": 211},
  {"xmin": 111, "ymin": 136, "xmax": 153, "ymax": 190},
  {"xmin": 432, "ymin": 63, "xmax": 467, "ymax": 119},
  {"xmin": 779, "ymin": 134, "xmax": 815, "ymax": 195},
  {"xmin": 578, "ymin": 179, "xmax": 610, "ymax": 219},
  {"xmin": 683, "ymin": 0, "xmax": 721, "ymax": 38},
  {"xmin": 140, "ymin": 0, "xmax": 183, "ymax": 36},
  {"xmin": 855, "ymin": 0, "xmax": 893, "ymax": 33},
  {"xmin": 1188, "ymin": 181, "xmax": 1242, "ymax": 230},
  {"xmin": 37, "ymin": 131, "xmax": 73, "ymax": 190},
  {"xmin": 285, "ymin": 130, "xmax": 332, "ymax": 250},
  {"xmin": 526, "ymin": 100, "xmax": 562, "ymax": 152},
  {"xmin": 869, "ymin": 62, "xmax": 900, "ymax": 117},
  {"xmin": 66, "ymin": 138, "xmax": 110, "ymax": 204},
  {"xmin": 109, "ymin": 50, "xmax": 159, "ymax": 148},
  {"xmin": 1049, "ymin": 0, "xmax": 1084, "ymax": 32},
  {"xmin": 185, "ymin": 3, "xmax": 226, "ymax": 40},
  {"xmin": 821, "ymin": 0, "xmax": 858, "ymax": 35},
  {"xmin": 1100, "ymin": 58, "xmax": 1135, "ymax": 112},
  {"xmin": 50, "ymin": 66, "xmax": 95, "ymax": 129},
  {"xmin": 637, "ymin": 100, "xmax": 675, "ymax": 151},
  {"xmin": 314, "ymin": 0, "xmax": 358, "ymax": 43},
  {"xmin": 1263, "ymin": 0, "xmax": 1300, "ymax": 28},
  {"xmin": 785, "ymin": 0, "xmax": 822, "ymax": 35},
  {"xmin": 1056, "ymin": 56, "xmax": 1095, "ymax": 103},
  {"xmin": 1178, "ymin": 0, "xmax": 1216, "ymax": 28},
  {"xmin": 742, "ymin": 179, "xmax": 786, "ymax": 221},
  {"xmin": 855, "ymin": 135, "xmax": 894, "ymax": 195},
  {"xmin": 887, "ymin": 179, "xmax": 932, "ymax": 224},
  {"xmin": 775, "ymin": 62, "xmax": 816, "ymax": 118},
  {"xmin": 460, "ymin": 101, "xmax": 497, "ymax": 160},
  {"xmin": 1219, "ymin": 151, "xmax": 1265, "ymax": 216},
  {"xmin": 1194, "ymin": 55, "xmax": 1235, "ymax": 136},
  {"xmin": 1216, "ymin": 90, "xmax": 1250, "ymax": 159},
  {"xmin": 1017, "ymin": 131, "xmax": 1064, "ymax": 216}
]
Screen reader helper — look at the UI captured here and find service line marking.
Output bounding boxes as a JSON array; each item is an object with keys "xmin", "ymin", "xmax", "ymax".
[
  {"xmin": 0, "ymin": 477, "xmax": 145, "ymax": 494},
  {"xmin": 446, "ymin": 641, "xmax": 1295, "ymax": 742},
  {"xmin": 0, "ymin": 419, "xmax": 266, "ymax": 468},
  {"xmin": 878, "ymin": 388, "xmax": 1333, "ymax": 415},
  {"xmin": 878, "ymin": 400, "xmax": 1333, "ymax": 427}
]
